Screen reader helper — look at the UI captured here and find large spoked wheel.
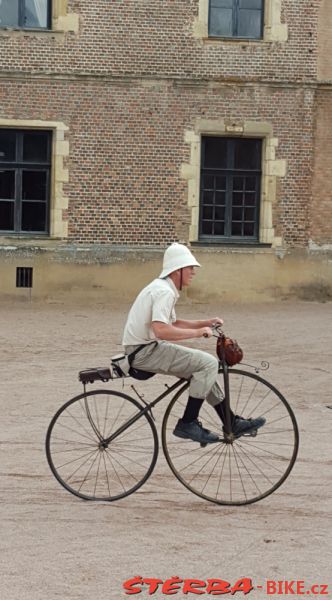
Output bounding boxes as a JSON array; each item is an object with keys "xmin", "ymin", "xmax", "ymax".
[
  {"xmin": 162, "ymin": 370, "xmax": 299, "ymax": 506},
  {"xmin": 46, "ymin": 390, "xmax": 159, "ymax": 501}
]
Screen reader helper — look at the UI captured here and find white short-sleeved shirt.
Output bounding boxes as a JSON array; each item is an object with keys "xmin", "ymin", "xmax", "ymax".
[{"xmin": 122, "ymin": 277, "xmax": 179, "ymax": 346}]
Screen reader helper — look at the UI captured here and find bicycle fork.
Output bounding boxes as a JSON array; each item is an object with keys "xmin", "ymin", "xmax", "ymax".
[{"xmin": 221, "ymin": 363, "xmax": 233, "ymax": 438}]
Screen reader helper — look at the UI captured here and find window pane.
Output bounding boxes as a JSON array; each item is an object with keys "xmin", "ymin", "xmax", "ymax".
[
  {"xmin": 244, "ymin": 222, "xmax": 255, "ymax": 236},
  {"xmin": 0, "ymin": 201, "xmax": 14, "ymax": 229},
  {"xmin": 244, "ymin": 192, "xmax": 256, "ymax": 205},
  {"xmin": 23, "ymin": 132, "xmax": 49, "ymax": 162},
  {"xmin": 209, "ymin": 7, "xmax": 233, "ymax": 37},
  {"xmin": 202, "ymin": 221, "xmax": 213, "ymax": 235},
  {"xmin": 24, "ymin": 0, "xmax": 48, "ymax": 28},
  {"xmin": 232, "ymin": 207, "xmax": 243, "ymax": 221},
  {"xmin": 215, "ymin": 191, "xmax": 225, "ymax": 205},
  {"xmin": 232, "ymin": 193, "xmax": 243, "ymax": 206},
  {"xmin": 0, "ymin": 131, "xmax": 16, "ymax": 161},
  {"xmin": 203, "ymin": 206, "xmax": 213, "ymax": 220},
  {"xmin": 21, "ymin": 201, "xmax": 46, "ymax": 231},
  {"xmin": 214, "ymin": 221, "xmax": 224, "ymax": 235},
  {"xmin": 215, "ymin": 206, "xmax": 225, "ymax": 220},
  {"xmin": 0, "ymin": 0, "xmax": 19, "ymax": 27},
  {"xmin": 245, "ymin": 176, "xmax": 256, "ymax": 190},
  {"xmin": 238, "ymin": 9, "xmax": 262, "ymax": 38},
  {"xmin": 232, "ymin": 222, "xmax": 242, "ymax": 235},
  {"xmin": 211, "ymin": 0, "xmax": 233, "ymax": 7},
  {"xmin": 203, "ymin": 174, "xmax": 215, "ymax": 189},
  {"xmin": 0, "ymin": 170, "xmax": 15, "ymax": 198},
  {"xmin": 22, "ymin": 170, "xmax": 47, "ymax": 200},
  {"xmin": 202, "ymin": 191, "xmax": 214, "ymax": 205},
  {"xmin": 244, "ymin": 207, "xmax": 255, "ymax": 221},
  {"xmin": 215, "ymin": 176, "xmax": 226, "ymax": 189},
  {"xmin": 234, "ymin": 139, "xmax": 261, "ymax": 169},
  {"xmin": 203, "ymin": 138, "xmax": 228, "ymax": 169},
  {"xmin": 239, "ymin": 0, "xmax": 262, "ymax": 8},
  {"xmin": 233, "ymin": 177, "xmax": 244, "ymax": 191}
]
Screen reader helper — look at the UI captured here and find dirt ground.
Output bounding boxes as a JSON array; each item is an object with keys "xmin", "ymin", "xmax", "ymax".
[{"xmin": 0, "ymin": 298, "xmax": 331, "ymax": 600}]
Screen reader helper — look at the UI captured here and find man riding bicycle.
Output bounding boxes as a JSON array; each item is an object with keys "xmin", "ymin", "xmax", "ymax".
[{"xmin": 122, "ymin": 243, "xmax": 265, "ymax": 445}]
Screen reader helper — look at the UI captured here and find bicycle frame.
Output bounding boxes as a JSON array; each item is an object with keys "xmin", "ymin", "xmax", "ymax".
[
  {"xmin": 83, "ymin": 361, "xmax": 232, "ymax": 447},
  {"xmin": 84, "ymin": 378, "xmax": 187, "ymax": 447}
]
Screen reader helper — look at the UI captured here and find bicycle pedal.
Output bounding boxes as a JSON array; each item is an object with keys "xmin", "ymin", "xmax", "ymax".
[
  {"xmin": 234, "ymin": 428, "xmax": 258, "ymax": 440},
  {"xmin": 243, "ymin": 429, "xmax": 258, "ymax": 437}
]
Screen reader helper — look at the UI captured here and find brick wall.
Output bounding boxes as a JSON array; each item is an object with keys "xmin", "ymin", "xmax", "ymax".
[
  {"xmin": 0, "ymin": 0, "xmax": 331, "ymax": 250},
  {"xmin": 0, "ymin": 77, "xmax": 315, "ymax": 246},
  {"xmin": 0, "ymin": 1, "xmax": 319, "ymax": 81}
]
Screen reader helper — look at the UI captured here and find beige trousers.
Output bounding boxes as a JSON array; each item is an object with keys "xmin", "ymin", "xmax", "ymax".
[{"xmin": 125, "ymin": 341, "xmax": 224, "ymax": 406}]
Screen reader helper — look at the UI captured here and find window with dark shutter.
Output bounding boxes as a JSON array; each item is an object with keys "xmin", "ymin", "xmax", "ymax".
[
  {"xmin": 0, "ymin": 130, "xmax": 51, "ymax": 234},
  {"xmin": 199, "ymin": 136, "xmax": 262, "ymax": 243}
]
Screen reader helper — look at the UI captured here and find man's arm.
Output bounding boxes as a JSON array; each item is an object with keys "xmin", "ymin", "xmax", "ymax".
[
  {"xmin": 152, "ymin": 321, "xmax": 213, "ymax": 341},
  {"xmin": 173, "ymin": 317, "xmax": 223, "ymax": 330}
]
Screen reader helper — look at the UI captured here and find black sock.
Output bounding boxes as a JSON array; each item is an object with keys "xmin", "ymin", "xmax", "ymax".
[
  {"xmin": 214, "ymin": 400, "xmax": 235, "ymax": 425},
  {"xmin": 182, "ymin": 396, "xmax": 204, "ymax": 423}
]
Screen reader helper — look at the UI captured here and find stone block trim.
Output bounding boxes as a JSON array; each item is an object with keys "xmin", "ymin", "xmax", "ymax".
[
  {"xmin": 53, "ymin": 0, "xmax": 79, "ymax": 34},
  {"xmin": 182, "ymin": 119, "xmax": 287, "ymax": 248},
  {"xmin": 318, "ymin": 0, "xmax": 332, "ymax": 81},
  {"xmin": 194, "ymin": 0, "xmax": 288, "ymax": 43},
  {"xmin": 0, "ymin": 118, "xmax": 69, "ymax": 239},
  {"xmin": 311, "ymin": 88, "xmax": 332, "ymax": 245}
]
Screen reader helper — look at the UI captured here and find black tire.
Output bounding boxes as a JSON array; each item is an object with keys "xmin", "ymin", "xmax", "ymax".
[
  {"xmin": 46, "ymin": 389, "xmax": 159, "ymax": 501},
  {"xmin": 162, "ymin": 370, "xmax": 299, "ymax": 506}
]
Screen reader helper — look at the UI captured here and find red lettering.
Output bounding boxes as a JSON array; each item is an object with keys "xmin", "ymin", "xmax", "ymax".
[
  {"xmin": 183, "ymin": 579, "xmax": 206, "ymax": 594},
  {"xmin": 162, "ymin": 578, "xmax": 183, "ymax": 595},
  {"xmin": 266, "ymin": 581, "xmax": 277, "ymax": 594},
  {"xmin": 142, "ymin": 579, "xmax": 163, "ymax": 595},
  {"xmin": 283, "ymin": 581, "xmax": 296, "ymax": 594},
  {"xmin": 320, "ymin": 585, "xmax": 329, "ymax": 595},
  {"xmin": 231, "ymin": 579, "xmax": 254, "ymax": 595},
  {"xmin": 206, "ymin": 579, "xmax": 231, "ymax": 595},
  {"xmin": 296, "ymin": 581, "xmax": 305, "ymax": 595},
  {"xmin": 123, "ymin": 577, "xmax": 143, "ymax": 595}
]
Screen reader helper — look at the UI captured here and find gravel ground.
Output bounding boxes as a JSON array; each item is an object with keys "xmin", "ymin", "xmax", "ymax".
[{"xmin": 0, "ymin": 299, "xmax": 331, "ymax": 600}]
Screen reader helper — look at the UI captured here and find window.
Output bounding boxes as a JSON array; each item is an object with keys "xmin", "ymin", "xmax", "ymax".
[
  {"xmin": 0, "ymin": 129, "xmax": 51, "ymax": 234},
  {"xmin": 209, "ymin": 0, "xmax": 264, "ymax": 39},
  {"xmin": 200, "ymin": 137, "xmax": 262, "ymax": 242},
  {"xmin": 0, "ymin": 0, "xmax": 51, "ymax": 29}
]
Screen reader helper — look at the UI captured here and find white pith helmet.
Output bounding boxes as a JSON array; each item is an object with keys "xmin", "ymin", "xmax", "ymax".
[{"xmin": 159, "ymin": 243, "xmax": 201, "ymax": 278}]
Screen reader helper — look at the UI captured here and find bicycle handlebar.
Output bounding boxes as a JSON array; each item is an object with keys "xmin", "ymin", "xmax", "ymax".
[
  {"xmin": 211, "ymin": 324, "xmax": 224, "ymax": 337},
  {"xmin": 203, "ymin": 324, "xmax": 224, "ymax": 338}
]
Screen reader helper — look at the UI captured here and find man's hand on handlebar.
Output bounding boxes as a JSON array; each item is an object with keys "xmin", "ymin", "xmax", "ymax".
[
  {"xmin": 198, "ymin": 318, "xmax": 224, "ymax": 338},
  {"xmin": 199, "ymin": 327, "xmax": 213, "ymax": 338},
  {"xmin": 209, "ymin": 317, "xmax": 224, "ymax": 328}
]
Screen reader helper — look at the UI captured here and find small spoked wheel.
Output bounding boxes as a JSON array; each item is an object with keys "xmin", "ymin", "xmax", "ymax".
[
  {"xmin": 162, "ymin": 370, "xmax": 299, "ymax": 506},
  {"xmin": 46, "ymin": 390, "xmax": 159, "ymax": 501}
]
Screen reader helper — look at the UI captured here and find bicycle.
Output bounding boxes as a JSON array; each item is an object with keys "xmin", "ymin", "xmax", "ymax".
[{"xmin": 45, "ymin": 329, "xmax": 299, "ymax": 506}]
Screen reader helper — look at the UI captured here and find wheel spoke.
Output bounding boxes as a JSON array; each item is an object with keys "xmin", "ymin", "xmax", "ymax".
[
  {"xmin": 231, "ymin": 444, "xmax": 263, "ymax": 496},
  {"xmin": 77, "ymin": 452, "xmax": 101, "ymax": 492},
  {"xmin": 104, "ymin": 449, "xmax": 140, "ymax": 484}
]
